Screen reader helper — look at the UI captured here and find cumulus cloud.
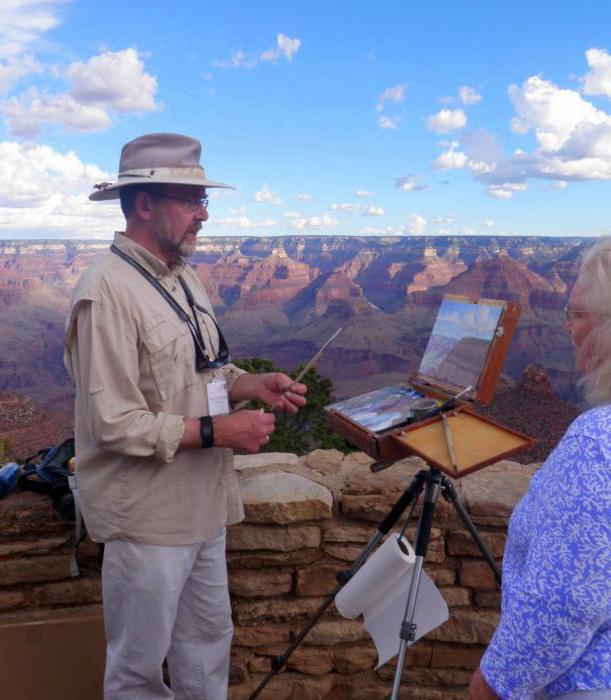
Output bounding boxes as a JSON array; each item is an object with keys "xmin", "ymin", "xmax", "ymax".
[
  {"xmin": 216, "ymin": 215, "xmax": 277, "ymax": 228},
  {"xmin": 361, "ymin": 206, "xmax": 385, "ymax": 216},
  {"xmin": 260, "ymin": 34, "xmax": 301, "ymax": 63},
  {"xmin": 288, "ymin": 214, "xmax": 338, "ymax": 230},
  {"xmin": 293, "ymin": 193, "xmax": 311, "ymax": 201},
  {"xmin": 459, "ymin": 86, "xmax": 482, "ymax": 105},
  {"xmin": 426, "ymin": 108, "xmax": 467, "ymax": 133},
  {"xmin": 67, "ymin": 49, "xmax": 158, "ymax": 112},
  {"xmin": 581, "ymin": 48, "xmax": 611, "ymax": 98},
  {"xmin": 0, "ymin": 140, "xmax": 124, "ymax": 238},
  {"xmin": 355, "ymin": 189, "xmax": 372, "ymax": 197},
  {"xmin": 483, "ymin": 219, "xmax": 495, "ymax": 227},
  {"xmin": 329, "ymin": 202, "xmax": 363, "ymax": 214},
  {"xmin": 0, "ymin": 48, "xmax": 160, "ymax": 137},
  {"xmin": 395, "ymin": 175, "xmax": 428, "ymax": 192},
  {"xmin": 0, "ymin": 0, "xmax": 64, "ymax": 58},
  {"xmin": 0, "ymin": 54, "xmax": 41, "ymax": 93},
  {"xmin": 213, "ymin": 33, "xmax": 301, "ymax": 68},
  {"xmin": 252, "ymin": 186, "xmax": 282, "ymax": 205},
  {"xmin": 408, "ymin": 213, "xmax": 426, "ymax": 234},
  {"xmin": 378, "ymin": 114, "xmax": 403, "ymax": 129},
  {"xmin": 377, "ymin": 83, "xmax": 407, "ymax": 111},
  {"xmin": 434, "ymin": 142, "xmax": 468, "ymax": 170},
  {"xmin": 487, "ymin": 183, "xmax": 527, "ymax": 199}
]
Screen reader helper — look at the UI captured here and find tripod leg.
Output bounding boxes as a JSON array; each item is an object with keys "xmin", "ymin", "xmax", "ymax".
[
  {"xmin": 247, "ymin": 470, "xmax": 428, "ymax": 700},
  {"xmin": 441, "ymin": 476, "xmax": 502, "ymax": 585},
  {"xmin": 390, "ymin": 469, "xmax": 443, "ymax": 700}
]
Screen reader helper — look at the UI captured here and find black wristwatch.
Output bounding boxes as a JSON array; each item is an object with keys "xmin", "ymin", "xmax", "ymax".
[{"xmin": 199, "ymin": 416, "xmax": 214, "ymax": 448}]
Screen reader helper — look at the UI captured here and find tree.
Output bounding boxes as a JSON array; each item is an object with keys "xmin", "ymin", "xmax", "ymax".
[{"xmin": 233, "ymin": 357, "xmax": 354, "ymax": 456}]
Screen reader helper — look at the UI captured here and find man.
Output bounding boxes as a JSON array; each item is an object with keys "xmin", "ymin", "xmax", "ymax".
[{"xmin": 64, "ymin": 132, "xmax": 306, "ymax": 699}]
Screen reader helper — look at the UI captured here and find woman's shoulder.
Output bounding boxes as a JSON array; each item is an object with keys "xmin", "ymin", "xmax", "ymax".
[{"xmin": 565, "ymin": 405, "xmax": 611, "ymax": 443}]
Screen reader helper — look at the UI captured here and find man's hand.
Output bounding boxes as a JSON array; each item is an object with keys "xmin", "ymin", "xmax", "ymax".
[
  {"xmin": 230, "ymin": 372, "xmax": 307, "ymax": 413},
  {"xmin": 213, "ymin": 409, "xmax": 275, "ymax": 453},
  {"xmin": 468, "ymin": 667, "xmax": 501, "ymax": 700}
]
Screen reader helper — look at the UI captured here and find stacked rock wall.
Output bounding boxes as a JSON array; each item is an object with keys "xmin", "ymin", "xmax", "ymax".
[{"xmin": 0, "ymin": 450, "xmax": 539, "ymax": 699}]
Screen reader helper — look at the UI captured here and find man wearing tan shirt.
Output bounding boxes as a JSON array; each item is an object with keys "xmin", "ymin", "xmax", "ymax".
[{"xmin": 64, "ymin": 133, "xmax": 306, "ymax": 700}]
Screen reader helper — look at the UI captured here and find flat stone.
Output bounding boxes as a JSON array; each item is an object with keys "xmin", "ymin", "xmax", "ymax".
[
  {"xmin": 0, "ymin": 491, "xmax": 69, "ymax": 538},
  {"xmin": 333, "ymin": 644, "xmax": 377, "ymax": 673},
  {"xmin": 0, "ymin": 591, "xmax": 25, "ymax": 610},
  {"xmin": 474, "ymin": 590, "xmax": 502, "ymax": 608},
  {"xmin": 301, "ymin": 619, "xmax": 369, "ymax": 645},
  {"xmin": 0, "ymin": 535, "xmax": 71, "ymax": 557},
  {"xmin": 233, "ymin": 624, "xmax": 290, "ymax": 647},
  {"xmin": 287, "ymin": 647, "xmax": 333, "ymax": 675},
  {"xmin": 233, "ymin": 452, "xmax": 299, "ymax": 471},
  {"xmin": 227, "ymin": 549, "xmax": 321, "ymax": 569},
  {"xmin": 229, "ymin": 568, "xmax": 292, "ymax": 598},
  {"xmin": 239, "ymin": 472, "xmax": 333, "ymax": 525},
  {"xmin": 322, "ymin": 544, "xmax": 365, "ymax": 562},
  {"xmin": 322, "ymin": 522, "xmax": 372, "ymax": 544},
  {"xmin": 427, "ymin": 609, "xmax": 500, "ymax": 645},
  {"xmin": 447, "ymin": 529, "xmax": 507, "ymax": 558},
  {"xmin": 227, "ymin": 524, "xmax": 321, "ymax": 552},
  {"xmin": 304, "ymin": 449, "xmax": 345, "ymax": 475},
  {"xmin": 430, "ymin": 643, "xmax": 484, "ymax": 669},
  {"xmin": 461, "ymin": 460, "xmax": 538, "ymax": 525},
  {"xmin": 29, "ymin": 577, "xmax": 102, "ymax": 606},
  {"xmin": 439, "ymin": 586, "xmax": 471, "ymax": 608},
  {"xmin": 232, "ymin": 596, "xmax": 327, "ymax": 624},
  {"xmin": 459, "ymin": 559, "xmax": 500, "ymax": 591},
  {"xmin": 0, "ymin": 554, "xmax": 72, "ymax": 586},
  {"xmin": 295, "ymin": 562, "xmax": 345, "ymax": 596}
]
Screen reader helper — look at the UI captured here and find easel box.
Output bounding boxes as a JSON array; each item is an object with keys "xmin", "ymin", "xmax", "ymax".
[{"xmin": 325, "ymin": 295, "xmax": 536, "ymax": 478}]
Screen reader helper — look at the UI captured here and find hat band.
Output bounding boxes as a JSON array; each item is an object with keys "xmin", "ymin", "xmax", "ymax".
[{"xmin": 117, "ymin": 166, "xmax": 206, "ymax": 180}]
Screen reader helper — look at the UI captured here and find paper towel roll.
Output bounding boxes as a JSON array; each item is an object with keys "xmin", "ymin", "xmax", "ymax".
[{"xmin": 335, "ymin": 534, "xmax": 415, "ymax": 619}]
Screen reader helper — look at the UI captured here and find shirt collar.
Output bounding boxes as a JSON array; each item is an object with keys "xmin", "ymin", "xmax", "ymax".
[{"xmin": 112, "ymin": 232, "xmax": 186, "ymax": 278}]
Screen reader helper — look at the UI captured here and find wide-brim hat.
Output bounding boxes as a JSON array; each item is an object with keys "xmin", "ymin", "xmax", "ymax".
[{"xmin": 89, "ymin": 132, "xmax": 235, "ymax": 201}]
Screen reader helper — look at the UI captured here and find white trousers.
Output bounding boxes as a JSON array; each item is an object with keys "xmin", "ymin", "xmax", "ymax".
[{"xmin": 101, "ymin": 529, "xmax": 233, "ymax": 700}]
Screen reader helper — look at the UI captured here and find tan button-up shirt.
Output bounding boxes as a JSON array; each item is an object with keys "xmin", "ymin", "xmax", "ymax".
[{"xmin": 64, "ymin": 232, "xmax": 245, "ymax": 545}]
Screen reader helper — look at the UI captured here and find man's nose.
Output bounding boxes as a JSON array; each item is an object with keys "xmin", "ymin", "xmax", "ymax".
[{"xmin": 194, "ymin": 207, "xmax": 209, "ymax": 222}]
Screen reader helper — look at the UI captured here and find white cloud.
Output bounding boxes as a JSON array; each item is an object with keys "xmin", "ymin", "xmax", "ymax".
[
  {"xmin": 431, "ymin": 215, "xmax": 455, "ymax": 225},
  {"xmin": 359, "ymin": 224, "xmax": 407, "ymax": 236},
  {"xmin": 459, "ymin": 86, "xmax": 482, "ymax": 105},
  {"xmin": 426, "ymin": 108, "xmax": 467, "ymax": 133},
  {"xmin": 377, "ymin": 83, "xmax": 407, "ymax": 110},
  {"xmin": 483, "ymin": 219, "xmax": 495, "ymax": 227},
  {"xmin": 355, "ymin": 189, "xmax": 372, "ymax": 197},
  {"xmin": 213, "ymin": 33, "xmax": 301, "ymax": 68},
  {"xmin": 434, "ymin": 142, "xmax": 468, "ymax": 170},
  {"xmin": 0, "ymin": 140, "xmax": 124, "ymax": 238},
  {"xmin": 288, "ymin": 214, "xmax": 338, "ymax": 230},
  {"xmin": 1, "ymin": 89, "xmax": 111, "ymax": 137},
  {"xmin": 252, "ymin": 186, "xmax": 282, "ymax": 205},
  {"xmin": 260, "ymin": 34, "xmax": 301, "ymax": 63},
  {"xmin": 378, "ymin": 114, "xmax": 403, "ymax": 129},
  {"xmin": 282, "ymin": 211, "xmax": 302, "ymax": 218},
  {"xmin": 329, "ymin": 202, "xmax": 363, "ymax": 214},
  {"xmin": 553, "ymin": 180, "xmax": 568, "ymax": 190},
  {"xmin": 362, "ymin": 206, "xmax": 384, "ymax": 216},
  {"xmin": 581, "ymin": 48, "xmax": 611, "ymax": 98},
  {"xmin": 395, "ymin": 175, "xmax": 428, "ymax": 192},
  {"xmin": 216, "ymin": 215, "xmax": 276, "ymax": 228},
  {"xmin": 409, "ymin": 213, "xmax": 426, "ymax": 234},
  {"xmin": 0, "ymin": 48, "xmax": 160, "ymax": 137},
  {"xmin": 487, "ymin": 183, "xmax": 527, "ymax": 199},
  {"xmin": 0, "ymin": 0, "xmax": 64, "ymax": 58},
  {"xmin": 293, "ymin": 193, "xmax": 311, "ymax": 201},
  {"xmin": 0, "ymin": 54, "xmax": 41, "ymax": 93},
  {"xmin": 68, "ymin": 48, "xmax": 158, "ymax": 112}
]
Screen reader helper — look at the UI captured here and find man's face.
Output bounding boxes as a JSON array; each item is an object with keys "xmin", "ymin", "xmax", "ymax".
[{"xmin": 150, "ymin": 185, "xmax": 209, "ymax": 260}]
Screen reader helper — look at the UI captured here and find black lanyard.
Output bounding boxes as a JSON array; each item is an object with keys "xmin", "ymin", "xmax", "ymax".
[{"xmin": 110, "ymin": 245, "xmax": 231, "ymax": 371}]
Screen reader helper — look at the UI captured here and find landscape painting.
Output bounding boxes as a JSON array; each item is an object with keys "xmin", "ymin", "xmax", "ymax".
[{"xmin": 418, "ymin": 299, "xmax": 504, "ymax": 390}]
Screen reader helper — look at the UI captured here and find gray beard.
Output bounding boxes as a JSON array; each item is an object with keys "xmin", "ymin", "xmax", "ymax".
[{"xmin": 153, "ymin": 210, "xmax": 197, "ymax": 260}]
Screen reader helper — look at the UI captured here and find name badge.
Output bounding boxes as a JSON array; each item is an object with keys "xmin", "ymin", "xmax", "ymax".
[{"xmin": 207, "ymin": 379, "xmax": 230, "ymax": 416}]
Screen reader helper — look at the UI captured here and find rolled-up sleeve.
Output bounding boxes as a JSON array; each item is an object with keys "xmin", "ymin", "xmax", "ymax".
[{"xmin": 68, "ymin": 299, "xmax": 185, "ymax": 463}]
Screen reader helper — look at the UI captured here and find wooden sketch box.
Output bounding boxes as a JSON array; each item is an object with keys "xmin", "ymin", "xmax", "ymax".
[{"xmin": 325, "ymin": 295, "xmax": 536, "ymax": 478}]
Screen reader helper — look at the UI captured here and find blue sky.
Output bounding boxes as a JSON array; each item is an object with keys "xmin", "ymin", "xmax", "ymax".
[{"xmin": 1, "ymin": 1, "xmax": 611, "ymax": 239}]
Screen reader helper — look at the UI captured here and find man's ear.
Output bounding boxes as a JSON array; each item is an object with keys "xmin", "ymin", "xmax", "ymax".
[{"xmin": 134, "ymin": 191, "xmax": 155, "ymax": 221}]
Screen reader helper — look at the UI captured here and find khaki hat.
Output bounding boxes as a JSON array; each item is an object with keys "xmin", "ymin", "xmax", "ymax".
[{"xmin": 89, "ymin": 132, "xmax": 235, "ymax": 201}]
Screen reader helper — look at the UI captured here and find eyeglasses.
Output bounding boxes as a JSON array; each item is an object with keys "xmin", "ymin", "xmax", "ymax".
[
  {"xmin": 157, "ymin": 194, "xmax": 209, "ymax": 211},
  {"xmin": 564, "ymin": 306, "xmax": 604, "ymax": 321}
]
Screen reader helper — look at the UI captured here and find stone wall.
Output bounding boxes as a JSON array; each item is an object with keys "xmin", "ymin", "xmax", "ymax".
[{"xmin": 0, "ymin": 450, "xmax": 539, "ymax": 699}]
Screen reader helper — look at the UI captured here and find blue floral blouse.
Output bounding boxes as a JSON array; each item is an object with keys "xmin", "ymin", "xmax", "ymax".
[{"xmin": 481, "ymin": 406, "xmax": 611, "ymax": 699}]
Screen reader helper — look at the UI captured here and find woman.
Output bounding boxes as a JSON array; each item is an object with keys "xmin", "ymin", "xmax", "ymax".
[{"xmin": 469, "ymin": 238, "xmax": 611, "ymax": 700}]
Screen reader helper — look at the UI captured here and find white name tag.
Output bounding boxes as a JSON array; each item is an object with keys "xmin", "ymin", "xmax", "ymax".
[{"xmin": 206, "ymin": 379, "xmax": 230, "ymax": 416}]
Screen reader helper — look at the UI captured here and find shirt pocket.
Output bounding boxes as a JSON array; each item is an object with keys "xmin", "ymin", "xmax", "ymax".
[{"xmin": 141, "ymin": 318, "xmax": 195, "ymax": 401}]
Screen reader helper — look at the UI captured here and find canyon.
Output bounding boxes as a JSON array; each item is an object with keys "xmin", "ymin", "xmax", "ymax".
[{"xmin": 0, "ymin": 235, "xmax": 588, "ymax": 456}]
